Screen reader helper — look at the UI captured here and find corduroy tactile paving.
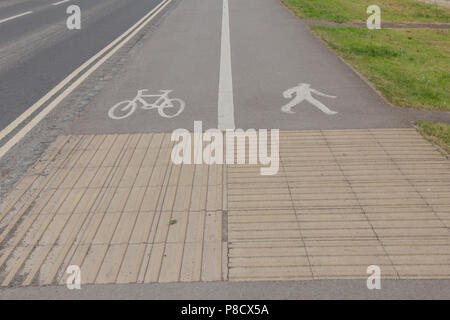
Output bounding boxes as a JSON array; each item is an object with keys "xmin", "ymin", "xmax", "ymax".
[
  {"xmin": 0, "ymin": 133, "xmax": 225, "ymax": 286},
  {"xmin": 227, "ymin": 129, "xmax": 450, "ymax": 281},
  {"xmin": 0, "ymin": 128, "xmax": 449, "ymax": 287}
]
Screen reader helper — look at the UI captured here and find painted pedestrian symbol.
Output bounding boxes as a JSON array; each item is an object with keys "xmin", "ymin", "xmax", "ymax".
[
  {"xmin": 281, "ymin": 83, "xmax": 338, "ymax": 115},
  {"xmin": 108, "ymin": 89, "xmax": 185, "ymax": 120}
]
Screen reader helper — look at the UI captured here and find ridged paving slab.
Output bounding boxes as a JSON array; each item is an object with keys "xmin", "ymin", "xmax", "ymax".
[{"xmin": 0, "ymin": 128, "xmax": 449, "ymax": 286}]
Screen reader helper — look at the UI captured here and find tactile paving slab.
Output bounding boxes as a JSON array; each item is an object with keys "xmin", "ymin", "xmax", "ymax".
[{"xmin": 0, "ymin": 129, "xmax": 449, "ymax": 287}]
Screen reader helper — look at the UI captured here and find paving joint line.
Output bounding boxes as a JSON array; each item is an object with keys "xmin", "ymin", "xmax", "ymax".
[
  {"xmin": 369, "ymin": 130, "xmax": 450, "ymax": 234},
  {"xmin": 176, "ymin": 162, "xmax": 198, "ymax": 282},
  {"xmin": 199, "ymin": 164, "xmax": 211, "ymax": 281},
  {"xmin": 278, "ymin": 151, "xmax": 315, "ymax": 280},
  {"xmin": 320, "ymin": 130, "xmax": 401, "ymax": 279}
]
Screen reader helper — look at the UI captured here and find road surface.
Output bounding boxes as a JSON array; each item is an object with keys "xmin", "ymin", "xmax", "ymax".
[{"xmin": 0, "ymin": 0, "xmax": 163, "ymax": 130}]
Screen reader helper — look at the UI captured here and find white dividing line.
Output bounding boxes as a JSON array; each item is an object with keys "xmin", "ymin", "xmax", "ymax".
[
  {"xmin": 217, "ymin": 0, "xmax": 235, "ymax": 130},
  {"xmin": 0, "ymin": 0, "xmax": 172, "ymax": 159},
  {"xmin": 52, "ymin": 0, "xmax": 71, "ymax": 6},
  {"xmin": 0, "ymin": 11, "xmax": 33, "ymax": 24}
]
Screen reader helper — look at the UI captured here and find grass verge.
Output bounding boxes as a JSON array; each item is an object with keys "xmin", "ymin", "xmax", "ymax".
[
  {"xmin": 309, "ymin": 26, "xmax": 450, "ymax": 111},
  {"xmin": 281, "ymin": 0, "xmax": 450, "ymax": 23},
  {"xmin": 416, "ymin": 121, "xmax": 450, "ymax": 154}
]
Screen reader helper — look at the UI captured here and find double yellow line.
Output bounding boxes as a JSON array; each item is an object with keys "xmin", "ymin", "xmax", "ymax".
[{"xmin": 0, "ymin": 0, "xmax": 172, "ymax": 159}]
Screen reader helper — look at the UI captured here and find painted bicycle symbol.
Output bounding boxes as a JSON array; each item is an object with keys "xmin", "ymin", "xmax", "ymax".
[{"xmin": 108, "ymin": 89, "xmax": 185, "ymax": 120}]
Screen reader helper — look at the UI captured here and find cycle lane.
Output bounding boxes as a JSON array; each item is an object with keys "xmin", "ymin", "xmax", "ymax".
[{"xmin": 67, "ymin": 0, "xmax": 221, "ymax": 134}]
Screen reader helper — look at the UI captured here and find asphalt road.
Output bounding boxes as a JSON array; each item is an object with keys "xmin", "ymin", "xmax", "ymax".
[
  {"xmin": 1, "ymin": 280, "xmax": 450, "ymax": 300},
  {"xmin": 0, "ymin": 0, "xmax": 163, "ymax": 131}
]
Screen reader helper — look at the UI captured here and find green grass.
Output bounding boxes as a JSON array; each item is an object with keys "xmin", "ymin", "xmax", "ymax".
[
  {"xmin": 309, "ymin": 27, "xmax": 450, "ymax": 111},
  {"xmin": 416, "ymin": 121, "xmax": 450, "ymax": 154},
  {"xmin": 282, "ymin": 0, "xmax": 450, "ymax": 23}
]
